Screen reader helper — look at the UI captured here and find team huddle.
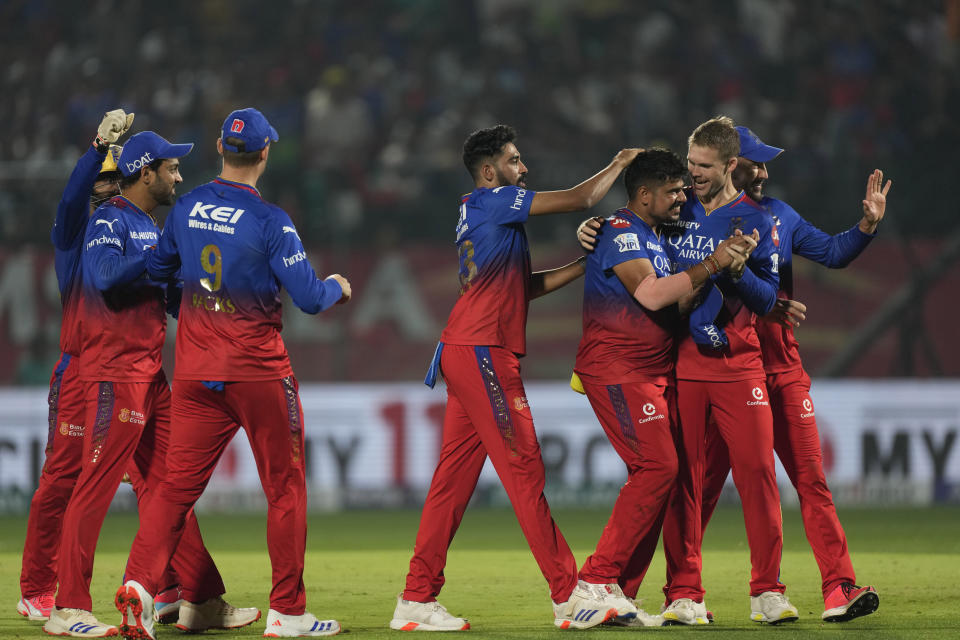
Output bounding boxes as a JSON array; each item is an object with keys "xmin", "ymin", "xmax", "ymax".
[{"xmin": 16, "ymin": 111, "xmax": 889, "ymax": 637}]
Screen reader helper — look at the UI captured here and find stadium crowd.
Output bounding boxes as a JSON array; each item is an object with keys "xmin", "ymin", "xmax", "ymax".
[{"xmin": 0, "ymin": 0, "xmax": 956, "ymax": 248}]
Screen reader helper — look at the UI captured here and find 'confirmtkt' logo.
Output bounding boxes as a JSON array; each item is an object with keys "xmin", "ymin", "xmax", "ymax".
[
  {"xmin": 801, "ymin": 397, "xmax": 815, "ymax": 418},
  {"xmin": 747, "ymin": 386, "xmax": 769, "ymax": 407}
]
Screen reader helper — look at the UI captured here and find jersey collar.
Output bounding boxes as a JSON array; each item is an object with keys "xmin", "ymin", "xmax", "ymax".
[
  {"xmin": 698, "ymin": 190, "xmax": 747, "ymax": 216},
  {"xmin": 213, "ymin": 177, "xmax": 262, "ymax": 198}
]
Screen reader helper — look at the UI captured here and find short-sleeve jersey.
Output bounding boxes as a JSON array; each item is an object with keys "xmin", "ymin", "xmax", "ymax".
[
  {"xmin": 575, "ymin": 208, "xmax": 676, "ymax": 385},
  {"xmin": 147, "ymin": 178, "xmax": 342, "ymax": 381},
  {"xmin": 664, "ymin": 190, "xmax": 780, "ymax": 382},
  {"xmin": 755, "ymin": 196, "xmax": 874, "ymax": 374},
  {"xmin": 79, "ymin": 196, "xmax": 165, "ymax": 382},
  {"xmin": 52, "ymin": 146, "xmax": 107, "ymax": 356},
  {"xmin": 439, "ymin": 185, "xmax": 534, "ymax": 356}
]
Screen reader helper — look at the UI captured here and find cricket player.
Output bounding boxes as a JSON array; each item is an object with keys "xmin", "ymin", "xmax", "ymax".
[
  {"xmin": 391, "ymin": 124, "xmax": 641, "ymax": 631},
  {"xmin": 696, "ymin": 126, "xmax": 889, "ymax": 622},
  {"xmin": 573, "ymin": 149, "xmax": 754, "ymax": 626},
  {"xmin": 115, "ymin": 108, "xmax": 350, "ymax": 640},
  {"xmin": 656, "ymin": 116, "xmax": 798, "ymax": 625},
  {"xmin": 47, "ymin": 131, "xmax": 258, "ymax": 638},
  {"xmin": 18, "ymin": 110, "xmax": 133, "ymax": 624}
]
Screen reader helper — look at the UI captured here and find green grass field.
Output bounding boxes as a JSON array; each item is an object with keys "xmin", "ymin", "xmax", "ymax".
[{"xmin": 1, "ymin": 506, "xmax": 958, "ymax": 639}]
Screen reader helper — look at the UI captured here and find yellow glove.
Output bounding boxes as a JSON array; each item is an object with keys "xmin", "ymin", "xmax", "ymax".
[
  {"xmin": 94, "ymin": 109, "xmax": 135, "ymax": 150},
  {"xmin": 570, "ymin": 371, "xmax": 585, "ymax": 394}
]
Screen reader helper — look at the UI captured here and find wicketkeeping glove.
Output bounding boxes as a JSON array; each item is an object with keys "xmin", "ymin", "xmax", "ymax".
[{"xmin": 94, "ymin": 109, "xmax": 135, "ymax": 152}]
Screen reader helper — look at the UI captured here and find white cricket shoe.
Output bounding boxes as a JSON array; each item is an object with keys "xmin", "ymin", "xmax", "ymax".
[
  {"xmin": 114, "ymin": 580, "xmax": 155, "ymax": 640},
  {"xmin": 661, "ymin": 598, "xmax": 698, "ymax": 625},
  {"xmin": 582, "ymin": 583, "xmax": 638, "ymax": 619},
  {"xmin": 152, "ymin": 586, "xmax": 181, "ymax": 624},
  {"xmin": 263, "ymin": 609, "xmax": 341, "ymax": 637},
  {"xmin": 692, "ymin": 600, "xmax": 712, "ymax": 624},
  {"xmin": 553, "ymin": 580, "xmax": 617, "ymax": 630},
  {"xmin": 17, "ymin": 593, "xmax": 55, "ymax": 621},
  {"xmin": 750, "ymin": 591, "xmax": 799, "ymax": 624},
  {"xmin": 43, "ymin": 607, "xmax": 119, "ymax": 637},
  {"xmin": 389, "ymin": 595, "xmax": 469, "ymax": 631},
  {"xmin": 606, "ymin": 606, "xmax": 664, "ymax": 627},
  {"xmin": 175, "ymin": 596, "xmax": 261, "ymax": 631}
]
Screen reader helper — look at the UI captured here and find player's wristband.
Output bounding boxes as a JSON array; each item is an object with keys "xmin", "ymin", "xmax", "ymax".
[
  {"xmin": 93, "ymin": 137, "xmax": 109, "ymax": 154},
  {"xmin": 706, "ymin": 254, "xmax": 722, "ymax": 274}
]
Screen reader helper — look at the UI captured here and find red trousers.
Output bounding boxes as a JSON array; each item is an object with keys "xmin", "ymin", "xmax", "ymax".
[
  {"xmin": 665, "ymin": 378, "xmax": 785, "ymax": 600},
  {"xmin": 20, "ymin": 354, "xmax": 84, "ymax": 598},
  {"xmin": 55, "ymin": 375, "xmax": 224, "ymax": 611},
  {"xmin": 123, "ymin": 378, "xmax": 309, "ymax": 615},
  {"xmin": 700, "ymin": 368, "xmax": 854, "ymax": 600},
  {"xmin": 578, "ymin": 381, "xmax": 678, "ymax": 587},
  {"xmin": 403, "ymin": 345, "xmax": 578, "ymax": 604}
]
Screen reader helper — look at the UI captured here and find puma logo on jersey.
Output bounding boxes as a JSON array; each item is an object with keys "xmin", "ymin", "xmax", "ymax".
[
  {"xmin": 188, "ymin": 202, "xmax": 245, "ymax": 224},
  {"xmin": 95, "ymin": 218, "xmax": 119, "ymax": 232},
  {"xmin": 282, "ymin": 225, "xmax": 300, "ymax": 238}
]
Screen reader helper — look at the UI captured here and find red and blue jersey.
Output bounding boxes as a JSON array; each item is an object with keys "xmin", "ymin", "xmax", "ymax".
[
  {"xmin": 575, "ymin": 208, "xmax": 676, "ymax": 385},
  {"xmin": 439, "ymin": 185, "xmax": 534, "ymax": 356},
  {"xmin": 52, "ymin": 146, "xmax": 107, "ymax": 356},
  {"xmin": 145, "ymin": 178, "xmax": 343, "ymax": 381},
  {"xmin": 79, "ymin": 195, "xmax": 166, "ymax": 382},
  {"xmin": 755, "ymin": 196, "xmax": 874, "ymax": 373},
  {"xmin": 664, "ymin": 190, "xmax": 780, "ymax": 381}
]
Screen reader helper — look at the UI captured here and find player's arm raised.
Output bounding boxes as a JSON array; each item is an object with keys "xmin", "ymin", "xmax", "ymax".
[
  {"xmin": 529, "ymin": 149, "xmax": 642, "ymax": 216},
  {"xmin": 266, "ymin": 213, "xmax": 350, "ymax": 313}
]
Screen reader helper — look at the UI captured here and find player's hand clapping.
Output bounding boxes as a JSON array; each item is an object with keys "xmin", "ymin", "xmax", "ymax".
[
  {"xmin": 712, "ymin": 228, "xmax": 759, "ymax": 277},
  {"xmin": 327, "ymin": 274, "xmax": 351, "ymax": 304},
  {"xmin": 95, "ymin": 109, "xmax": 135, "ymax": 150}
]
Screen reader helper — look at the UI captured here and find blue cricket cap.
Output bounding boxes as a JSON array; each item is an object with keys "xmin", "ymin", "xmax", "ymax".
[
  {"xmin": 118, "ymin": 131, "xmax": 194, "ymax": 177},
  {"xmin": 221, "ymin": 108, "xmax": 279, "ymax": 153},
  {"xmin": 736, "ymin": 126, "xmax": 783, "ymax": 162}
]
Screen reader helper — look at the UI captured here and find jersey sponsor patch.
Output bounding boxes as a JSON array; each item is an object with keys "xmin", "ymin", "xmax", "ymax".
[
  {"xmin": 609, "ymin": 216, "xmax": 630, "ymax": 228},
  {"xmin": 613, "ymin": 232, "xmax": 641, "ymax": 253}
]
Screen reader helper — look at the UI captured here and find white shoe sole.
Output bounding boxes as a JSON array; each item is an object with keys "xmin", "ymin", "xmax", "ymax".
[{"xmin": 389, "ymin": 618, "xmax": 470, "ymax": 631}]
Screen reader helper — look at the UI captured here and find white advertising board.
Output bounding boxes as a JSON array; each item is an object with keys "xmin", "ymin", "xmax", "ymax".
[{"xmin": 0, "ymin": 380, "xmax": 957, "ymax": 509}]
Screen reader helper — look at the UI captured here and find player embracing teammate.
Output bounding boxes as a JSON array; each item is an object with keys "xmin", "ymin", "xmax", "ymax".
[{"xmin": 116, "ymin": 108, "xmax": 350, "ymax": 640}]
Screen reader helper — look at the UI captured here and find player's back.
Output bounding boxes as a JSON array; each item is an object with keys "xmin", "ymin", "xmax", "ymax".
[{"xmin": 168, "ymin": 178, "xmax": 297, "ymax": 381}]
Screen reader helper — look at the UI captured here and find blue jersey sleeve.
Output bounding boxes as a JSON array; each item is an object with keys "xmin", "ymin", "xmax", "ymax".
[
  {"xmin": 784, "ymin": 200, "xmax": 874, "ymax": 268},
  {"xmin": 52, "ymin": 146, "xmax": 105, "ymax": 251},
  {"xmin": 265, "ymin": 210, "xmax": 342, "ymax": 314},
  {"xmin": 598, "ymin": 226, "xmax": 654, "ymax": 272},
  {"xmin": 83, "ymin": 211, "xmax": 146, "ymax": 290},
  {"xmin": 725, "ymin": 215, "xmax": 779, "ymax": 314},
  {"xmin": 145, "ymin": 208, "xmax": 182, "ymax": 280},
  {"xmin": 482, "ymin": 186, "xmax": 534, "ymax": 225}
]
